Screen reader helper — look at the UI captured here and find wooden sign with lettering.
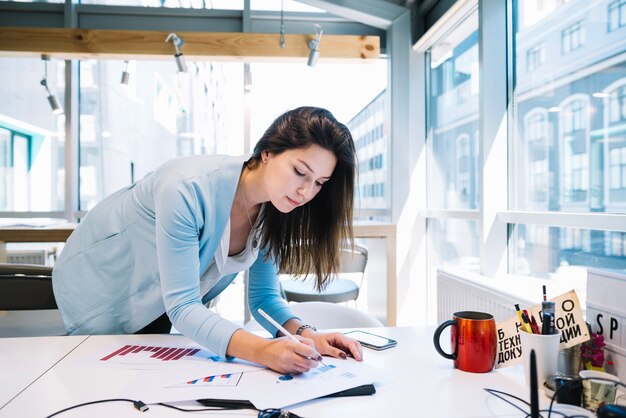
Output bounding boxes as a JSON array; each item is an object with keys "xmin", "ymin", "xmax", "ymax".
[{"xmin": 495, "ymin": 289, "xmax": 590, "ymax": 369}]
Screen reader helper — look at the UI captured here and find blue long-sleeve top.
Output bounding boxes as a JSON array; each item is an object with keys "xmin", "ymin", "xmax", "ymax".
[{"xmin": 52, "ymin": 154, "xmax": 296, "ymax": 357}]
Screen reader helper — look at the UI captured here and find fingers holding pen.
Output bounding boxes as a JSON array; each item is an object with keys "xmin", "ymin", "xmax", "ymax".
[{"xmin": 262, "ymin": 337, "xmax": 321, "ymax": 374}]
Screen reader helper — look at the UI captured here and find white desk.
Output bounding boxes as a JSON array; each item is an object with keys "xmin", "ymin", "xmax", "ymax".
[
  {"xmin": 0, "ymin": 327, "xmax": 562, "ymax": 418},
  {"xmin": 0, "ymin": 335, "xmax": 88, "ymax": 410}
]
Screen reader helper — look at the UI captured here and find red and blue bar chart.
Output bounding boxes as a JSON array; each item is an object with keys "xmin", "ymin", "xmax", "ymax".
[{"xmin": 100, "ymin": 345, "xmax": 217, "ymax": 362}]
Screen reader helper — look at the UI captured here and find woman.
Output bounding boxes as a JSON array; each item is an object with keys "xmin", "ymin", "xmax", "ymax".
[{"xmin": 52, "ymin": 106, "xmax": 363, "ymax": 374}]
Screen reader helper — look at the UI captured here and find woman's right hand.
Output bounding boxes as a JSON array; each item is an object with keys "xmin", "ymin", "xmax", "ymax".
[{"xmin": 258, "ymin": 335, "xmax": 322, "ymax": 374}]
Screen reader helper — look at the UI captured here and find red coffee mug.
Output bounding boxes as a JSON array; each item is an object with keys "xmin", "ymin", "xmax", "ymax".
[{"xmin": 433, "ymin": 311, "xmax": 497, "ymax": 373}]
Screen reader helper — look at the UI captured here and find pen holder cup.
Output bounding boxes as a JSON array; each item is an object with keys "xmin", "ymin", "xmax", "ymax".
[
  {"xmin": 579, "ymin": 370, "xmax": 619, "ymax": 412},
  {"xmin": 520, "ymin": 330, "xmax": 561, "ymax": 387}
]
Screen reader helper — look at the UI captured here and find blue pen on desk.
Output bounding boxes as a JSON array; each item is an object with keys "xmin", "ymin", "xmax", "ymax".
[{"xmin": 257, "ymin": 308, "xmax": 327, "ymax": 367}]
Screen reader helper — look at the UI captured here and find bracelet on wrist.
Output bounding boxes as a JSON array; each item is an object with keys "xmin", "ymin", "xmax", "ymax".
[{"xmin": 295, "ymin": 324, "xmax": 317, "ymax": 336}]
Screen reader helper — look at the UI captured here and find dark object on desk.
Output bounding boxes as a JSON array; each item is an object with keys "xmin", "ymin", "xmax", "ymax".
[
  {"xmin": 530, "ymin": 350, "xmax": 539, "ymax": 418},
  {"xmin": 195, "ymin": 398, "xmax": 255, "ymax": 409},
  {"xmin": 544, "ymin": 376, "xmax": 582, "ymax": 406},
  {"xmin": 597, "ymin": 404, "xmax": 626, "ymax": 418},
  {"xmin": 322, "ymin": 384, "xmax": 376, "ymax": 397},
  {"xmin": 541, "ymin": 301, "xmax": 556, "ymax": 335},
  {"xmin": 196, "ymin": 384, "xmax": 376, "ymax": 409},
  {"xmin": 0, "ymin": 263, "xmax": 56, "ymax": 310}
]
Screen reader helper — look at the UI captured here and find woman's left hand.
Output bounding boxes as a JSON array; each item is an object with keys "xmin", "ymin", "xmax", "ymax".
[{"xmin": 308, "ymin": 331, "xmax": 363, "ymax": 361}]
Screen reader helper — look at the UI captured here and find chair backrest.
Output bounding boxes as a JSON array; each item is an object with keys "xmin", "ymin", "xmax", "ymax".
[
  {"xmin": 0, "ymin": 263, "xmax": 65, "ymax": 337},
  {"xmin": 243, "ymin": 301, "xmax": 383, "ymax": 332},
  {"xmin": 289, "ymin": 301, "xmax": 383, "ymax": 328},
  {"xmin": 0, "ymin": 263, "xmax": 57, "ymax": 310},
  {"xmin": 337, "ymin": 244, "xmax": 368, "ymax": 275}
]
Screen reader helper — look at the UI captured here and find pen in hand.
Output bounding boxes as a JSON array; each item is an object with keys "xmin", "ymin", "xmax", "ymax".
[{"xmin": 257, "ymin": 308, "xmax": 327, "ymax": 367}]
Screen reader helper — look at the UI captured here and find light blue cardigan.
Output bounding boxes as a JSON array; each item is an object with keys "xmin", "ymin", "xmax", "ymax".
[{"xmin": 52, "ymin": 154, "xmax": 296, "ymax": 357}]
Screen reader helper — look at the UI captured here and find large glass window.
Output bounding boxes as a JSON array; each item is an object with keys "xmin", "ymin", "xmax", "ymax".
[
  {"xmin": 0, "ymin": 56, "xmax": 65, "ymax": 213},
  {"xmin": 511, "ymin": 0, "xmax": 626, "ymax": 277},
  {"xmin": 428, "ymin": 219, "xmax": 480, "ymax": 272},
  {"xmin": 78, "ymin": 59, "xmax": 244, "ymax": 210},
  {"xmin": 511, "ymin": 224, "xmax": 626, "ymax": 276},
  {"xmin": 249, "ymin": 61, "xmax": 388, "ymax": 218},
  {"xmin": 78, "ymin": 0, "xmax": 243, "ymax": 8},
  {"xmin": 512, "ymin": 0, "xmax": 626, "ymax": 214},
  {"xmin": 426, "ymin": 10, "xmax": 479, "ymax": 211}
]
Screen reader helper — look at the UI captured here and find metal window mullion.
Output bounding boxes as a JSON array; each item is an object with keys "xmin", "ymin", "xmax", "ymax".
[
  {"xmin": 479, "ymin": 0, "xmax": 508, "ymax": 278},
  {"xmin": 420, "ymin": 210, "xmax": 480, "ymax": 220},
  {"xmin": 497, "ymin": 211, "xmax": 626, "ymax": 233},
  {"xmin": 64, "ymin": 0, "xmax": 79, "ymax": 223}
]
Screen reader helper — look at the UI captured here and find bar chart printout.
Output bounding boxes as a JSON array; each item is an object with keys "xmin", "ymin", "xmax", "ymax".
[
  {"xmin": 178, "ymin": 372, "xmax": 243, "ymax": 387},
  {"xmin": 100, "ymin": 344, "xmax": 221, "ymax": 365}
]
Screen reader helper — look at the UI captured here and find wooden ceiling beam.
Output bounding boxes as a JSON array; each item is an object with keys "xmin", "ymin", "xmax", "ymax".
[{"xmin": 0, "ymin": 26, "xmax": 379, "ymax": 62}]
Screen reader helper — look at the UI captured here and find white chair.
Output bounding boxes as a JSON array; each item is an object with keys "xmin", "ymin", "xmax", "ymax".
[
  {"xmin": 280, "ymin": 244, "xmax": 368, "ymax": 304},
  {"xmin": 244, "ymin": 301, "xmax": 383, "ymax": 333}
]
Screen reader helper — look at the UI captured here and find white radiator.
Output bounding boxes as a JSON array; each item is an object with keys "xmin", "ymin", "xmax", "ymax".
[
  {"xmin": 7, "ymin": 250, "xmax": 47, "ymax": 265},
  {"xmin": 437, "ymin": 269, "xmax": 535, "ymax": 324}
]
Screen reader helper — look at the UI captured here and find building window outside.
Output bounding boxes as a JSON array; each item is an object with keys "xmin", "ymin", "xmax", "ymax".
[
  {"xmin": 563, "ymin": 98, "xmax": 587, "ymax": 132},
  {"xmin": 561, "ymin": 20, "xmax": 585, "ymax": 53},
  {"xmin": 609, "ymin": 85, "xmax": 626, "ymax": 123},
  {"xmin": 608, "ymin": 0, "xmax": 626, "ymax": 32},
  {"xmin": 560, "ymin": 97, "xmax": 590, "ymax": 205},
  {"xmin": 525, "ymin": 110, "xmax": 550, "ymax": 205},
  {"xmin": 610, "ymin": 146, "xmax": 626, "ymax": 189},
  {"xmin": 527, "ymin": 43, "xmax": 545, "ymax": 71},
  {"xmin": 609, "ymin": 231, "xmax": 626, "ymax": 256}
]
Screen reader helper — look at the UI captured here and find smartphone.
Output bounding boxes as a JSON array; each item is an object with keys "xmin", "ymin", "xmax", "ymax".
[{"xmin": 344, "ymin": 330, "xmax": 397, "ymax": 350}]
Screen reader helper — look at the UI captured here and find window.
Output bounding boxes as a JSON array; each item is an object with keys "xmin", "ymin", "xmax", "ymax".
[
  {"xmin": 512, "ymin": 225, "xmax": 626, "ymax": 276},
  {"xmin": 560, "ymin": 96, "xmax": 590, "ymax": 206},
  {"xmin": 79, "ymin": 0, "xmax": 243, "ymax": 9},
  {"xmin": 427, "ymin": 11, "xmax": 479, "ymax": 211},
  {"xmin": 524, "ymin": 110, "xmax": 550, "ymax": 206},
  {"xmin": 609, "ymin": 85, "xmax": 626, "ymax": 123},
  {"xmin": 0, "ymin": 57, "xmax": 65, "ymax": 213},
  {"xmin": 511, "ymin": 0, "xmax": 626, "ymax": 279},
  {"xmin": 608, "ymin": 0, "xmax": 626, "ymax": 32},
  {"xmin": 428, "ymin": 219, "xmax": 480, "ymax": 271},
  {"xmin": 609, "ymin": 147, "xmax": 626, "ymax": 190},
  {"xmin": 561, "ymin": 20, "xmax": 585, "ymax": 53},
  {"xmin": 526, "ymin": 43, "xmax": 545, "ymax": 71},
  {"xmin": 77, "ymin": 59, "xmax": 244, "ymax": 211}
]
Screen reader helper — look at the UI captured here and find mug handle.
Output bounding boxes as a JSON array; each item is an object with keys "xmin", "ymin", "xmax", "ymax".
[{"xmin": 433, "ymin": 320, "xmax": 456, "ymax": 360}]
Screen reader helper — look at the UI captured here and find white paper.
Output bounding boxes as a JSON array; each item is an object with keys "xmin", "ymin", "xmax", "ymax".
[
  {"xmin": 74, "ymin": 336, "xmax": 385, "ymax": 409},
  {"xmin": 124, "ymin": 356, "xmax": 384, "ymax": 409}
]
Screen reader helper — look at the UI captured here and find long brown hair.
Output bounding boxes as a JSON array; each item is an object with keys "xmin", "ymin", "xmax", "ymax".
[{"xmin": 249, "ymin": 106, "xmax": 356, "ymax": 290}]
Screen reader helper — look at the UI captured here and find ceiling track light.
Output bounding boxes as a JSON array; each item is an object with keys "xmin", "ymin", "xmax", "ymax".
[
  {"xmin": 40, "ymin": 54, "xmax": 63, "ymax": 115},
  {"xmin": 165, "ymin": 32, "xmax": 187, "ymax": 73},
  {"xmin": 307, "ymin": 24, "xmax": 323, "ymax": 67},
  {"xmin": 120, "ymin": 60, "xmax": 130, "ymax": 85}
]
